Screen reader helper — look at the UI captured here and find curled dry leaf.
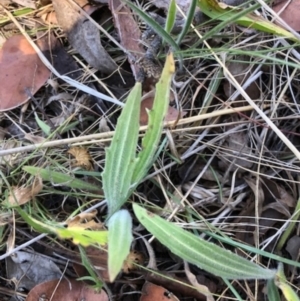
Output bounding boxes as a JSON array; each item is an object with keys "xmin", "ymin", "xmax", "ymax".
[
  {"xmin": 52, "ymin": 0, "xmax": 117, "ymax": 74},
  {"xmin": 7, "ymin": 177, "xmax": 43, "ymax": 206},
  {"xmin": 140, "ymin": 282, "xmax": 179, "ymax": 301},
  {"xmin": 67, "ymin": 210, "xmax": 105, "ymax": 230},
  {"xmin": 0, "ymin": 35, "xmax": 50, "ymax": 111},
  {"xmin": 68, "ymin": 146, "xmax": 93, "ymax": 170},
  {"xmin": 123, "ymin": 250, "xmax": 145, "ymax": 273},
  {"xmin": 26, "ymin": 279, "xmax": 108, "ymax": 301}
]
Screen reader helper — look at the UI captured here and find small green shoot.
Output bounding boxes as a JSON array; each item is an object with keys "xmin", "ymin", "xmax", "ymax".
[{"xmin": 35, "ymin": 113, "xmax": 51, "ymax": 136}]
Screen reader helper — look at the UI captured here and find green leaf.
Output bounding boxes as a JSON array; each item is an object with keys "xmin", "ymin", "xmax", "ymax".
[
  {"xmin": 275, "ymin": 265, "xmax": 300, "ymax": 301},
  {"xmin": 15, "ymin": 207, "xmax": 108, "ymax": 246},
  {"xmin": 267, "ymin": 279, "xmax": 281, "ymax": 301},
  {"xmin": 56, "ymin": 227, "xmax": 108, "ymax": 246},
  {"xmin": 177, "ymin": 0, "xmax": 197, "ymax": 44},
  {"xmin": 23, "ymin": 166, "xmax": 99, "ymax": 191},
  {"xmin": 131, "ymin": 52, "xmax": 175, "ymax": 185},
  {"xmin": 102, "ymin": 83, "xmax": 141, "ymax": 216},
  {"xmin": 165, "ymin": 0, "xmax": 177, "ymax": 34},
  {"xmin": 108, "ymin": 210, "xmax": 133, "ymax": 282},
  {"xmin": 198, "ymin": 0, "xmax": 300, "ymax": 42},
  {"xmin": 78, "ymin": 245, "xmax": 103, "ymax": 290},
  {"xmin": 35, "ymin": 113, "xmax": 51, "ymax": 136},
  {"xmin": 133, "ymin": 203, "xmax": 276, "ymax": 280}
]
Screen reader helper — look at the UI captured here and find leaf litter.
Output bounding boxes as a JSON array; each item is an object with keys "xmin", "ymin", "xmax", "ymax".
[{"xmin": 1, "ymin": 0, "xmax": 300, "ymax": 300}]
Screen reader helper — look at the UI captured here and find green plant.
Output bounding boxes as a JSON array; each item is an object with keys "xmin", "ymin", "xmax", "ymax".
[{"xmin": 101, "ymin": 53, "xmax": 299, "ymax": 300}]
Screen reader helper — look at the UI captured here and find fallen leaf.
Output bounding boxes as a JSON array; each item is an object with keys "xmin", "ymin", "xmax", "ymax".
[
  {"xmin": 108, "ymin": 0, "xmax": 144, "ymax": 77},
  {"xmin": 26, "ymin": 279, "xmax": 108, "ymax": 301},
  {"xmin": 7, "ymin": 177, "xmax": 43, "ymax": 206},
  {"xmin": 140, "ymin": 282, "xmax": 180, "ymax": 301},
  {"xmin": 223, "ymin": 55, "xmax": 260, "ymax": 102},
  {"xmin": 52, "ymin": 0, "xmax": 117, "ymax": 74},
  {"xmin": 140, "ymin": 92, "xmax": 186, "ymax": 126},
  {"xmin": 122, "ymin": 250, "xmax": 145, "ymax": 273},
  {"xmin": 37, "ymin": 32, "xmax": 82, "ymax": 80},
  {"xmin": 0, "ymin": 35, "xmax": 50, "ymax": 111},
  {"xmin": 67, "ymin": 210, "xmax": 104, "ymax": 230},
  {"xmin": 7, "ymin": 251, "xmax": 62, "ymax": 291},
  {"xmin": 68, "ymin": 146, "xmax": 93, "ymax": 170},
  {"xmin": 286, "ymin": 235, "xmax": 300, "ymax": 262},
  {"xmin": 261, "ymin": 178, "xmax": 296, "ymax": 207},
  {"xmin": 273, "ymin": 0, "xmax": 300, "ymax": 31},
  {"xmin": 218, "ymin": 124, "xmax": 254, "ymax": 171}
]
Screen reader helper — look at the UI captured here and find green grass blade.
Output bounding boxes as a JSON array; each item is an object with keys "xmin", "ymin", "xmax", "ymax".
[
  {"xmin": 177, "ymin": 0, "xmax": 197, "ymax": 44},
  {"xmin": 108, "ymin": 209, "xmax": 133, "ymax": 282},
  {"xmin": 23, "ymin": 166, "xmax": 100, "ymax": 191},
  {"xmin": 102, "ymin": 83, "xmax": 141, "ymax": 216},
  {"xmin": 276, "ymin": 198, "xmax": 300, "ymax": 252},
  {"xmin": 206, "ymin": 231, "xmax": 300, "ymax": 268},
  {"xmin": 131, "ymin": 53, "xmax": 175, "ymax": 185},
  {"xmin": 77, "ymin": 245, "xmax": 103, "ymax": 291},
  {"xmin": 125, "ymin": 1, "xmax": 182, "ymax": 59},
  {"xmin": 165, "ymin": 0, "xmax": 177, "ymax": 34},
  {"xmin": 267, "ymin": 279, "xmax": 281, "ymax": 301},
  {"xmin": 133, "ymin": 204, "xmax": 276, "ymax": 280},
  {"xmin": 198, "ymin": 0, "xmax": 300, "ymax": 41}
]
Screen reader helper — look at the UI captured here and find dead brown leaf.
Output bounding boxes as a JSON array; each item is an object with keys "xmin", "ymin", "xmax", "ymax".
[
  {"xmin": 0, "ymin": 35, "xmax": 50, "ymax": 111},
  {"xmin": 273, "ymin": 0, "xmax": 300, "ymax": 31},
  {"xmin": 108, "ymin": 0, "xmax": 144, "ymax": 77},
  {"xmin": 52, "ymin": 0, "xmax": 117, "ymax": 74},
  {"xmin": 123, "ymin": 250, "xmax": 145, "ymax": 273},
  {"xmin": 223, "ymin": 56, "xmax": 260, "ymax": 102},
  {"xmin": 26, "ymin": 279, "xmax": 108, "ymax": 301},
  {"xmin": 218, "ymin": 125, "xmax": 253, "ymax": 171},
  {"xmin": 140, "ymin": 93, "xmax": 187, "ymax": 126},
  {"xmin": 67, "ymin": 210, "xmax": 104, "ymax": 230},
  {"xmin": 7, "ymin": 177, "xmax": 43, "ymax": 206},
  {"xmin": 68, "ymin": 146, "xmax": 93, "ymax": 170},
  {"xmin": 74, "ymin": 246, "xmax": 144, "ymax": 282},
  {"xmin": 140, "ymin": 282, "xmax": 179, "ymax": 301},
  {"xmin": 261, "ymin": 178, "xmax": 296, "ymax": 207}
]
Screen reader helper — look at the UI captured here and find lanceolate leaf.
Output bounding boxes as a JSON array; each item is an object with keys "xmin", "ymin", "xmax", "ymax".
[
  {"xmin": 108, "ymin": 210, "xmax": 133, "ymax": 282},
  {"xmin": 131, "ymin": 53, "xmax": 175, "ymax": 186},
  {"xmin": 133, "ymin": 204, "xmax": 276, "ymax": 280},
  {"xmin": 165, "ymin": 0, "xmax": 177, "ymax": 34},
  {"xmin": 23, "ymin": 166, "xmax": 99, "ymax": 191},
  {"xmin": 102, "ymin": 83, "xmax": 141, "ymax": 216},
  {"xmin": 198, "ymin": 0, "xmax": 300, "ymax": 42}
]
